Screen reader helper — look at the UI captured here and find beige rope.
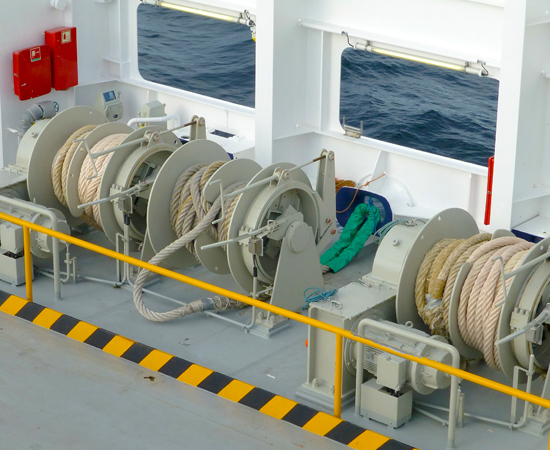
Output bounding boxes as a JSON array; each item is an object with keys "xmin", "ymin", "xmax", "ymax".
[
  {"xmin": 475, "ymin": 242, "xmax": 532, "ymax": 364},
  {"xmin": 133, "ymin": 166, "xmax": 247, "ymax": 322},
  {"xmin": 415, "ymin": 232, "xmax": 533, "ymax": 371},
  {"xmin": 436, "ymin": 233, "xmax": 492, "ymax": 303},
  {"xmin": 78, "ymin": 134, "xmax": 128, "ymax": 230},
  {"xmin": 427, "ymin": 239, "xmax": 464, "ymax": 302},
  {"xmin": 168, "ymin": 161, "xmax": 245, "ymax": 261},
  {"xmin": 52, "ymin": 129, "xmax": 127, "ymax": 231},
  {"xmin": 441, "ymin": 238, "xmax": 490, "ymax": 326},
  {"xmin": 458, "ymin": 237, "xmax": 523, "ymax": 346},
  {"xmin": 52, "ymin": 125, "xmax": 97, "ymax": 207},
  {"xmin": 485, "ymin": 250, "xmax": 531, "ymax": 370},
  {"xmin": 422, "ymin": 239, "xmax": 464, "ymax": 335},
  {"xmin": 415, "ymin": 238, "xmax": 454, "ymax": 333}
]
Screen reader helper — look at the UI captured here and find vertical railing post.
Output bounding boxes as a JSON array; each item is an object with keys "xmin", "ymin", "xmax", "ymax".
[
  {"xmin": 334, "ymin": 334, "xmax": 343, "ymax": 418},
  {"xmin": 23, "ymin": 226, "xmax": 33, "ymax": 302}
]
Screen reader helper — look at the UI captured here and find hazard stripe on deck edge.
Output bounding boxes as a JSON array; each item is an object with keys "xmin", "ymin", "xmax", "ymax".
[{"xmin": 0, "ymin": 292, "xmax": 418, "ymax": 450}]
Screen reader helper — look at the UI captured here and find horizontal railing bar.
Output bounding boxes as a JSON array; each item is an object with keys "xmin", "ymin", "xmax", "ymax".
[{"xmin": 2, "ymin": 210, "xmax": 550, "ymax": 411}]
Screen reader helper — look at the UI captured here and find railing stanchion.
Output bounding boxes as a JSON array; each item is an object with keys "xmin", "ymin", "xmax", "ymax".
[
  {"xmin": 334, "ymin": 334, "xmax": 343, "ymax": 418},
  {"xmin": 23, "ymin": 225, "xmax": 32, "ymax": 302}
]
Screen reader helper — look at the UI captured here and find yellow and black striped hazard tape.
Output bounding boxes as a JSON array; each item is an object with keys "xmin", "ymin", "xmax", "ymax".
[{"xmin": 0, "ymin": 292, "xmax": 418, "ymax": 450}]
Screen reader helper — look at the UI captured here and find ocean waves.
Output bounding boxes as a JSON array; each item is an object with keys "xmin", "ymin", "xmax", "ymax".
[{"xmin": 138, "ymin": 5, "xmax": 498, "ymax": 167}]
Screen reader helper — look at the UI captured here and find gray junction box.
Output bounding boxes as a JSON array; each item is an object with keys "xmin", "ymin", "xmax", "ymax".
[{"xmin": 296, "ymin": 276, "xmax": 396, "ymax": 411}]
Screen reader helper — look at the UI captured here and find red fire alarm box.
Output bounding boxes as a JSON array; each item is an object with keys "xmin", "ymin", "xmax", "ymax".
[
  {"xmin": 45, "ymin": 26, "xmax": 78, "ymax": 90},
  {"xmin": 13, "ymin": 45, "xmax": 52, "ymax": 100}
]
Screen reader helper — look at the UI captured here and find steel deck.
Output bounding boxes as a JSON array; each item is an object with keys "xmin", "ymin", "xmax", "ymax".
[{"xmin": 0, "ymin": 292, "xmax": 412, "ymax": 450}]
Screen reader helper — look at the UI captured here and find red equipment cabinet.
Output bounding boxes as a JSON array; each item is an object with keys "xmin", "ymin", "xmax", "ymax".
[
  {"xmin": 45, "ymin": 26, "xmax": 78, "ymax": 90},
  {"xmin": 13, "ymin": 45, "xmax": 52, "ymax": 101}
]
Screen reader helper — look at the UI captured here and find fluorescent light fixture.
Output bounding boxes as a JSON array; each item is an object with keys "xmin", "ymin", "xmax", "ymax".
[
  {"xmin": 355, "ymin": 42, "xmax": 487, "ymax": 76},
  {"xmin": 141, "ymin": 0, "xmax": 248, "ymax": 24}
]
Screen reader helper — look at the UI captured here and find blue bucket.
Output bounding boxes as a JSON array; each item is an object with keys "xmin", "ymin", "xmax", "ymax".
[{"xmin": 335, "ymin": 187, "xmax": 393, "ymax": 230}]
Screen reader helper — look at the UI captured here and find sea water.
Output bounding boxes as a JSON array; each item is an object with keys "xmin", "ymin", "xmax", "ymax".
[{"xmin": 138, "ymin": 5, "xmax": 498, "ymax": 167}]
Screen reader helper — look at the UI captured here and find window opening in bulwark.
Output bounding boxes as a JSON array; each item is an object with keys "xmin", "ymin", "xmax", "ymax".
[
  {"xmin": 340, "ymin": 48, "xmax": 499, "ymax": 167},
  {"xmin": 138, "ymin": 4, "xmax": 256, "ymax": 108}
]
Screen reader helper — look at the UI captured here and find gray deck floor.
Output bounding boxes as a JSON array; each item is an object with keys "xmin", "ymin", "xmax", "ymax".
[{"xmin": 0, "ymin": 313, "xmax": 346, "ymax": 450}]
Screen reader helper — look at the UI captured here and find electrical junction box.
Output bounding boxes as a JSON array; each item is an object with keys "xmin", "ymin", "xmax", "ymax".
[
  {"xmin": 360, "ymin": 379, "xmax": 413, "ymax": 428},
  {"xmin": 94, "ymin": 90, "xmax": 123, "ymax": 122},
  {"xmin": 13, "ymin": 45, "xmax": 52, "ymax": 100},
  {"xmin": 0, "ymin": 222, "xmax": 24, "ymax": 254},
  {"xmin": 45, "ymin": 26, "xmax": 78, "ymax": 91},
  {"xmin": 0, "ymin": 251, "xmax": 29, "ymax": 286},
  {"xmin": 138, "ymin": 100, "xmax": 167, "ymax": 128},
  {"xmin": 296, "ymin": 275, "xmax": 396, "ymax": 411},
  {"xmin": 376, "ymin": 353, "xmax": 407, "ymax": 391}
]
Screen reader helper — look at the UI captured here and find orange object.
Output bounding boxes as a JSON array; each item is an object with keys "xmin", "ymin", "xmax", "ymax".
[
  {"xmin": 336, "ymin": 173, "xmax": 386, "ymax": 214},
  {"xmin": 305, "ymin": 339, "xmax": 308, "ymax": 347}
]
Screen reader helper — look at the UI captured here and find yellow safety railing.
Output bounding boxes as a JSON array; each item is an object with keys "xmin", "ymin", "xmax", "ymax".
[{"xmin": 3, "ymin": 212, "xmax": 550, "ymax": 445}]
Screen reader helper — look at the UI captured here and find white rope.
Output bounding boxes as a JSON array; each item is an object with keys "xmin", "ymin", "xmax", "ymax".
[
  {"xmin": 52, "ymin": 130, "xmax": 128, "ymax": 231},
  {"xmin": 78, "ymin": 134, "xmax": 127, "ymax": 230},
  {"xmin": 169, "ymin": 161, "xmax": 242, "ymax": 262},
  {"xmin": 415, "ymin": 234, "xmax": 533, "ymax": 370},
  {"xmin": 132, "ymin": 181, "xmax": 245, "ymax": 322},
  {"xmin": 132, "ymin": 159, "xmax": 246, "ymax": 322},
  {"xmin": 52, "ymin": 125, "xmax": 97, "ymax": 207}
]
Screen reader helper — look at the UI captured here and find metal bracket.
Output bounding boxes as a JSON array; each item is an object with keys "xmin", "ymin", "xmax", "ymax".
[
  {"xmin": 526, "ymin": 324, "xmax": 544, "ymax": 346},
  {"xmin": 494, "ymin": 253, "xmax": 550, "ymax": 307},
  {"xmin": 248, "ymin": 237, "xmax": 263, "ymax": 256},
  {"xmin": 477, "ymin": 60, "xmax": 489, "ymax": 77},
  {"xmin": 209, "ymin": 179, "xmax": 225, "ymax": 225},
  {"xmin": 496, "ymin": 304, "xmax": 550, "ymax": 346},
  {"xmin": 77, "ymin": 181, "xmax": 150, "ymax": 210},
  {"xmin": 74, "ymin": 137, "xmax": 99, "ymax": 180},
  {"xmin": 189, "ymin": 115, "xmax": 206, "ymax": 140},
  {"xmin": 342, "ymin": 117, "xmax": 363, "ymax": 139},
  {"xmin": 200, "ymin": 219, "xmax": 286, "ymax": 251}
]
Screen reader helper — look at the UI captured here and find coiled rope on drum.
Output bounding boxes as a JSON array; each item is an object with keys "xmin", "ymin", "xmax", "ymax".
[
  {"xmin": 52, "ymin": 125, "xmax": 96, "ymax": 207},
  {"xmin": 78, "ymin": 134, "xmax": 127, "ymax": 230},
  {"xmin": 133, "ymin": 161, "xmax": 247, "ymax": 322},
  {"xmin": 415, "ymin": 234, "xmax": 533, "ymax": 370},
  {"xmin": 170, "ymin": 161, "xmax": 242, "ymax": 262},
  {"xmin": 52, "ymin": 128, "xmax": 128, "ymax": 230}
]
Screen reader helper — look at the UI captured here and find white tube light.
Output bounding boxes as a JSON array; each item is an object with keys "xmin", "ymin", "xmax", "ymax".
[
  {"xmin": 355, "ymin": 42, "xmax": 486, "ymax": 76},
  {"xmin": 141, "ymin": 0, "xmax": 247, "ymax": 24}
]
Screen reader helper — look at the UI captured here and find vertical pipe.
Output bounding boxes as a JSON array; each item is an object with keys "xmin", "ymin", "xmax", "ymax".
[
  {"xmin": 484, "ymin": 156, "xmax": 495, "ymax": 225},
  {"xmin": 52, "ymin": 234, "xmax": 60, "ymax": 300},
  {"xmin": 457, "ymin": 390, "xmax": 465, "ymax": 428},
  {"xmin": 447, "ymin": 376, "xmax": 459, "ymax": 449},
  {"xmin": 23, "ymin": 226, "xmax": 33, "ymax": 302},
  {"xmin": 334, "ymin": 334, "xmax": 343, "ymax": 418},
  {"xmin": 124, "ymin": 214, "xmax": 131, "ymax": 283},
  {"xmin": 511, "ymin": 365, "xmax": 520, "ymax": 423},
  {"xmin": 115, "ymin": 233, "xmax": 122, "ymax": 283},
  {"xmin": 355, "ymin": 338, "xmax": 364, "ymax": 415}
]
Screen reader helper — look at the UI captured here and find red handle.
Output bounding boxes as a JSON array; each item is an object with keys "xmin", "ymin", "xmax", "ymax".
[{"xmin": 484, "ymin": 156, "xmax": 494, "ymax": 226}]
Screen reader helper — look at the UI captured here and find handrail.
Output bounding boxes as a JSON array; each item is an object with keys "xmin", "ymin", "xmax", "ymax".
[{"xmin": 2, "ymin": 211, "xmax": 549, "ymax": 448}]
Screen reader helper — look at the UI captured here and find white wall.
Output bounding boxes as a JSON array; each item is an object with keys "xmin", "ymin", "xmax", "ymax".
[{"xmin": 1, "ymin": 0, "xmax": 520, "ymax": 228}]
